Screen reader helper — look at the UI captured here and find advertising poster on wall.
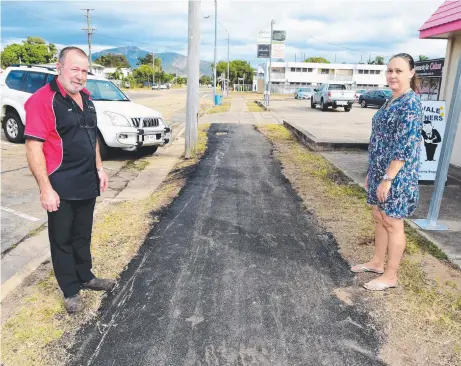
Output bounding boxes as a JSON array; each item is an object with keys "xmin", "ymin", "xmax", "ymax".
[{"xmin": 419, "ymin": 101, "xmax": 446, "ymax": 181}]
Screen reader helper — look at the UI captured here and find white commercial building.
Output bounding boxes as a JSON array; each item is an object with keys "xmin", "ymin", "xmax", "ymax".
[{"xmin": 254, "ymin": 62, "xmax": 387, "ymax": 94}]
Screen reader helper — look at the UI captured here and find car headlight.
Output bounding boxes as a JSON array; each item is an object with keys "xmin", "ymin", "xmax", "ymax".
[{"xmin": 104, "ymin": 111, "xmax": 130, "ymax": 126}]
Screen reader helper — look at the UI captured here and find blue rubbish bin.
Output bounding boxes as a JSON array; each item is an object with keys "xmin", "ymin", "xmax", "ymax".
[{"xmin": 214, "ymin": 94, "xmax": 223, "ymax": 106}]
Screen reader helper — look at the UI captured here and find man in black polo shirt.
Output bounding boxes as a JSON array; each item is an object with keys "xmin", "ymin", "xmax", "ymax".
[{"xmin": 25, "ymin": 46, "xmax": 115, "ymax": 314}]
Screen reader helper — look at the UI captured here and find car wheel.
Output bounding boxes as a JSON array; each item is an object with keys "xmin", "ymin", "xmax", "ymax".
[
  {"xmin": 3, "ymin": 112, "xmax": 24, "ymax": 143},
  {"xmin": 321, "ymin": 99, "xmax": 328, "ymax": 111},
  {"xmin": 361, "ymin": 100, "xmax": 367, "ymax": 108},
  {"xmin": 344, "ymin": 107, "xmax": 351, "ymax": 112},
  {"xmin": 310, "ymin": 98, "xmax": 316, "ymax": 108},
  {"xmin": 97, "ymin": 133, "xmax": 112, "ymax": 161},
  {"xmin": 138, "ymin": 145, "xmax": 158, "ymax": 156}
]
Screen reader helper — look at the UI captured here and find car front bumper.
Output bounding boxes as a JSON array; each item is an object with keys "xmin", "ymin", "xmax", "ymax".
[{"xmin": 107, "ymin": 126, "xmax": 172, "ymax": 148}]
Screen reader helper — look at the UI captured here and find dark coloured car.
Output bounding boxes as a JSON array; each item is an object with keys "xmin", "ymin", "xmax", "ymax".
[{"xmin": 359, "ymin": 89, "xmax": 392, "ymax": 108}]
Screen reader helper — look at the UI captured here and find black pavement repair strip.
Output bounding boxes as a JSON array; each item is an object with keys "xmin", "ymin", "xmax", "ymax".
[{"xmin": 70, "ymin": 124, "xmax": 386, "ymax": 366}]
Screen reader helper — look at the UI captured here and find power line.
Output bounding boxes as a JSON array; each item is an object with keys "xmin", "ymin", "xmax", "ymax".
[{"xmin": 304, "ymin": 35, "xmax": 390, "ymax": 60}]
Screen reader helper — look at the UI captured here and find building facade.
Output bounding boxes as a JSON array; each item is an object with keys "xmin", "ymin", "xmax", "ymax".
[
  {"xmin": 420, "ymin": 0, "xmax": 461, "ymax": 168},
  {"xmin": 253, "ymin": 62, "xmax": 387, "ymax": 94}
]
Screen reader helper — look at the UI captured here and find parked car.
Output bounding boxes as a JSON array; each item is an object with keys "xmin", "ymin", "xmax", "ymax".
[
  {"xmin": 311, "ymin": 83, "xmax": 355, "ymax": 112},
  {"xmin": 294, "ymin": 87, "xmax": 314, "ymax": 100},
  {"xmin": 0, "ymin": 65, "xmax": 172, "ymax": 159},
  {"xmin": 354, "ymin": 89, "xmax": 367, "ymax": 103},
  {"xmin": 359, "ymin": 89, "xmax": 392, "ymax": 108}
]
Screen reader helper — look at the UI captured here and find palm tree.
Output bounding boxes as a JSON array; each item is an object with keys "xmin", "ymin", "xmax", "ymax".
[
  {"xmin": 418, "ymin": 55, "xmax": 430, "ymax": 61},
  {"xmin": 367, "ymin": 56, "xmax": 385, "ymax": 65}
]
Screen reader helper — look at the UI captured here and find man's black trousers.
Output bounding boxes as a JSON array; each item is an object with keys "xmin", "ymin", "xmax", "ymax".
[{"xmin": 47, "ymin": 198, "xmax": 96, "ymax": 298}]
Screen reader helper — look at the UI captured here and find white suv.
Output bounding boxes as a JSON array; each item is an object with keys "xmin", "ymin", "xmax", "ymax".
[{"xmin": 0, "ymin": 65, "xmax": 172, "ymax": 159}]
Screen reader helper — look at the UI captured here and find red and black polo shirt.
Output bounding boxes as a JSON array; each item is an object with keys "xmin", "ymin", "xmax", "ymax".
[{"xmin": 24, "ymin": 76, "xmax": 100, "ymax": 200}]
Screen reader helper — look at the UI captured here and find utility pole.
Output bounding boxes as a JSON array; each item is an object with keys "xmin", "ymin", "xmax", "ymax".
[
  {"xmin": 267, "ymin": 19, "xmax": 275, "ymax": 107},
  {"xmin": 82, "ymin": 9, "xmax": 96, "ymax": 72},
  {"xmin": 185, "ymin": 0, "xmax": 201, "ymax": 158}
]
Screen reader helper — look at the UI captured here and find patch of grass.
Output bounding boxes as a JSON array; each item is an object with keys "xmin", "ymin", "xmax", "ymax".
[
  {"xmin": 257, "ymin": 124, "xmax": 461, "ymax": 365},
  {"xmin": 1, "ymin": 125, "xmax": 210, "ymax": 366},
  {"xmin": 246, "ymin": 101, "xmax": 266, "ymax": 112},
  {"xmin": 122, "ymin": 159, "xmax": 150, "ymax": 172},
  {"xmin": 205, "ymin": 101, "xmax": 231, "ymax": 114}
]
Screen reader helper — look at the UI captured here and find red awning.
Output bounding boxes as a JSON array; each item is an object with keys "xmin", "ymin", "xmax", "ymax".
[{"xmin": 419, "ymin": 0, "xmax": 461, "ymax": 39}]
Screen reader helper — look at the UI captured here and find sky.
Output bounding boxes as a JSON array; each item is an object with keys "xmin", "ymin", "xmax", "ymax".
[{"xmin": 0, "ymin": 0, "xmax": 449, "ymax": 67}]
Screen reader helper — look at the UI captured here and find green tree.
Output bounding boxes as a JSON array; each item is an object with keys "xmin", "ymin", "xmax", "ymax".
[
  {"xmin": 215, "ymin": 60, "xmax": 254, "ymax": 85},
  {"xmin": 137, "ymin": 53, "xmax": 162, "ymax": 71},
  {"xmin": 200, "ymin": 75, "xmax": 212, "ymax": 85},
  {"xmin": 133, "ymin": 64, "xmax": 154, "ymax": 86},
  {"xmin": 1, "ymin": 36, "xmax": 57, "ymax": 68},
  {"xmin": 177, "ymin": 76, "xmax": 187, "ymax": 85},
  {"xmin": 418, "ymin": 55, "xmax": 429, "ymax": 61},
  {"xmin": 304, "ymin": 56, "xmax": 330, "ymax": 64},
  {"xmin": 94, "ymin": 53, "xmax": 130, "ymax": 68}
]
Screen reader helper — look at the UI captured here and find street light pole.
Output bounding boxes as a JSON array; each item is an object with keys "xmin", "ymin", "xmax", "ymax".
[
  {"xmin": 213, "ymin": 0, "xmax": 218, "ymax": 105},
  {"xmin": 204, "ymin": 14, "xmax": 230, "ymax": 98},
  {"xmin": 227, "ymin": 36, "xmax": 230, "ymax": 96}
]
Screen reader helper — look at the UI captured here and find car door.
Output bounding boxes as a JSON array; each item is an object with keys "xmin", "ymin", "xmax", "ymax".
[
  {"xmin": 366, "ymin": 91, "xmax": 377, "ymax": 106},
  {"xmin": 375, "ymin": 91, "xmax": 386, "ymax": 107}
]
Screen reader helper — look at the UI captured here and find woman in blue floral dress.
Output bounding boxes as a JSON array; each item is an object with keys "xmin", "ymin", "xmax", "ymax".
[{"xmin": 351, "ymin": 53, "xmax": 423, "ymax": 291}]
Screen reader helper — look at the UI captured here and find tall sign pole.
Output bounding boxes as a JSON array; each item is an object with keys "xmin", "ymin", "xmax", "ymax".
[{"xmin": 268, "ymin": 19, "xmax": 275, "ymax": 107}]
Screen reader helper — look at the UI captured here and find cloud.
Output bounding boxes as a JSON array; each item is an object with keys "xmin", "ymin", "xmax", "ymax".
[{"xmin": 1, "ymin": 0, "xmax": 448, "ymax": 67}]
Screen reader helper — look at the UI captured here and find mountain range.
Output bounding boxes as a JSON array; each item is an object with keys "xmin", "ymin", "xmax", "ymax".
[{"xmin": 91, "ymin": 46, "xmax": 212, "ymax": 77}]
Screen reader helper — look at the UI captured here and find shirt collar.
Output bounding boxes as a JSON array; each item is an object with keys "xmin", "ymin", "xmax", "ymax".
[{"xmin": 49, "ymin": 76, "xmax": 91, "ymax": 99}]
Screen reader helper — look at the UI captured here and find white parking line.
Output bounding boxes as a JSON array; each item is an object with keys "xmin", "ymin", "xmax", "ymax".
[
  {"xmin": 203, "ymin": 94, "xmax": 209, "ymax": 98},
  {"xmin": 0, "ymin": 206, "xmax": 41, "ymax": 222}
]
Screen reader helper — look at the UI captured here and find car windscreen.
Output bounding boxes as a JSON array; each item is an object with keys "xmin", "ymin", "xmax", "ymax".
[
  {"xmin": 329, "ymin": 84, "xmax": 349, "ymax": 90},
  {"xmin": 85, "ymin": 79, "xmax": 129, "ymax": 101},
  {"xmin": 300, "ymin": 88, "xmax": 312, "ymax": 92}
]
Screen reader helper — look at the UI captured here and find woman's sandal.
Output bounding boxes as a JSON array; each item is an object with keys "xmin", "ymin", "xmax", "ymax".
[
  {"xmin": 350, "ymin": 264, "xmax": 384, "ymax": 274},
  {"xmin": 363, "ymin": 280, "xmax": 397, "ymax": 291}
]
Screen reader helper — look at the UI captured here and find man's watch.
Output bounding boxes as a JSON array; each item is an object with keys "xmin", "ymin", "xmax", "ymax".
[{"xmin": 382, "ymin": 174, "xmax": 394, "ymax": 182}]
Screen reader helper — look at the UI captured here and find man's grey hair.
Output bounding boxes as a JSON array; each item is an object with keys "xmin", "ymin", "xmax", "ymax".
[{"xmin": 58, "ymin": 46, "xmax": 88, "ymax": 64}]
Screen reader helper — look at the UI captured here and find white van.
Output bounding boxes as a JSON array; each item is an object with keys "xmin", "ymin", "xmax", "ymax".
[{"xmin": 0, "ymin": 65, "xmax": 171, "ymax": 159}]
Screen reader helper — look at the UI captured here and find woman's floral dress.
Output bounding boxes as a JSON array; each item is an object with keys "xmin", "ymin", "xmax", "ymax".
[{"xmin": 367, "ymin": 90, "xmax": 423, "ymax": 219}]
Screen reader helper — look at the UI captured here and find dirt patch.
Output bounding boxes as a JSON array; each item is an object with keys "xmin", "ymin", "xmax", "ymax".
[
  {"xmin": 0, "ymin": 126, "xmax": 210, "ymax": 366},
  {"xmin": 257, "ymin": 124, "xmax": 461, "ymax": 366}
]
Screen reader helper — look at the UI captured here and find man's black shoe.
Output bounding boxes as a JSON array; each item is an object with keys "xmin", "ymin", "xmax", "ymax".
[
  {"xmin": 64, "ymin": 294, "xmax": 84, "ymax": 314},
  {"xmin": 82, "ymin": 277, "xmax": 116, "ymax": 292}
]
